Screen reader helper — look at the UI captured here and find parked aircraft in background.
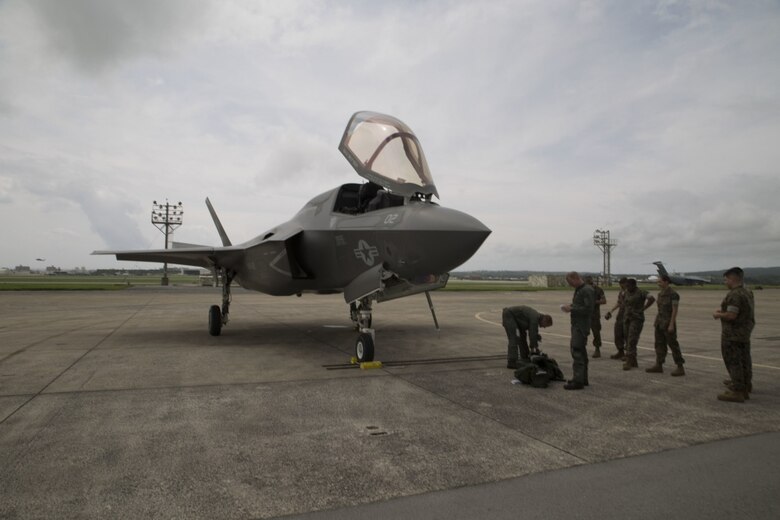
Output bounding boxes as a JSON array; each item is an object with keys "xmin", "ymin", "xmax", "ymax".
[
  {"xmin": 652, "ymin": 261, "xmax": 711, "ymax": 286},
  {"xmin": 95, "ymin": 111, "xmax": 491, "ymax": 362}
]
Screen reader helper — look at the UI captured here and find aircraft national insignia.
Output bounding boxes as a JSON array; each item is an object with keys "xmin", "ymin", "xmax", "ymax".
[{"xmin": 354, "ymin": 240, "xmax": 379, "ymax": 266}]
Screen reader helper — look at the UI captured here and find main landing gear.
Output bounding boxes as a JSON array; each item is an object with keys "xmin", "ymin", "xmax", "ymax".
[
  {"xmin": 208, "ymin": 268, "xmax": 235, "ymax": 336},
  {"xmin": 350, "ymin": 298, "xmax": 375, "ymax": 362}
]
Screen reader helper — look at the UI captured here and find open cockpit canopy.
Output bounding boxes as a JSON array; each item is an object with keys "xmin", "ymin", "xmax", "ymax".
[{"xmin": 339, "ymin": 111, "xmax": 438, "ymax": 199}]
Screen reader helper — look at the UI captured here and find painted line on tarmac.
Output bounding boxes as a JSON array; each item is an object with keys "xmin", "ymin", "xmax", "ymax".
[{"xmin": 475, "ymin": 312, "xmax": 780, "ymax": 371}]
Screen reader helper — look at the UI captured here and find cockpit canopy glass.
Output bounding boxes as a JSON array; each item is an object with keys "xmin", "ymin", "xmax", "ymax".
[{"xmin": 339, "ymin": 111, "xmax": 438, "ymax": 198}]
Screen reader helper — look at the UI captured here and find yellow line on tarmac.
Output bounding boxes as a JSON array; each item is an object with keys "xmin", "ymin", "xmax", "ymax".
[{"xmin": 474, "ymin": 312, "xmax": 780, "ymax": 371}]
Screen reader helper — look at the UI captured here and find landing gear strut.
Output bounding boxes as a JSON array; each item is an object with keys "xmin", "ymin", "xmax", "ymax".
[
  {"xmin": 352, "ymin": 297, "xmax": 374, "ymax": 362},
  {"xmin": 208, "ymin": 268, "xmax": 235, "ymax": 336}
]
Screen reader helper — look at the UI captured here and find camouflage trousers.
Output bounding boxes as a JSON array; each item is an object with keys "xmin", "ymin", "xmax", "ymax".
[
  {"xmin": 502, "ymin": 308, "xmax": 531, "ymax": 360},
  {"xmin": 721, "ymin": 339, "xmax": 752, "ymax": 392},
  {"xmin": 613, "ymin": 312, "xmax": 625, "ymax": 350},
  {"xmin": 570, "ymin": 326, "xmax": 589, "ymax": 383},
  {"xmin": 590, "ymin": 315, "xmax": 602, "ymax": 348},
  {"xmin": 654, "ymin": 324, "xmax": 685, "ymax": 365},
  {"xmin": 624, "ymin": 318, "xmax": 644, "ymax": 357}
]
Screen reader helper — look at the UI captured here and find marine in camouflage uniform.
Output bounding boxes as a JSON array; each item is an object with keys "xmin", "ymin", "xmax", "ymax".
[
  {"xmin": 646, "ymin": 275, "xmax": 685, "ymax": 376},
  {"xmin": 604, "ymin": 277, "xmax": 628, "ymax": 360},
  {"xmin": 502, "ymin": 306, "xmax": 553, "ymax": 368},
  {"xmin": 714, "ymin": 267, "xmax": 755, "ymax": 403},
  {"xmin": 621, "ymin": 278, "xmax": 655, "ymax": 370},
  {"xmin": 585, "ymin": 276, "xmax": 606, "ymax": 358},
  {"xmin": 562, "ymin": 272, "xmax": 595, "ymax": 389}
]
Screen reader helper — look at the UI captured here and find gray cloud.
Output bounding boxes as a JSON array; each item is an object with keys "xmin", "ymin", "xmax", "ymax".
[{"xmin": 24, "ymin": 0, "xmax": 208, "ymax": 73}]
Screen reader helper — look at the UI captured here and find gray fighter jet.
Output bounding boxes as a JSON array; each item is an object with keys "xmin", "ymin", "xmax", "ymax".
[
  {"xmin": 94, "ymin": 111, "xmax": 491, "ymax": 361},
  {"xmin": 652, "ymin": 261, "xmax": 711, "ymax": 286}
]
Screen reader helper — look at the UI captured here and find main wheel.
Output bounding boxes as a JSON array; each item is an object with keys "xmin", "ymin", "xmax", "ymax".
[
  {"xmin": 355, "ymin": 333, "xmax": 375, "ymax": 362},
  {"xmin": 208, "ymin": 305, "xmax": 222, "ymax": 336}
]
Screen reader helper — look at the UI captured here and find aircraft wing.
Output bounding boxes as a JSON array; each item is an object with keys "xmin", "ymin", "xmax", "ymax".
[{"xmin": 92, "ymin": 245, "xmax": 246, "ymax": 271}]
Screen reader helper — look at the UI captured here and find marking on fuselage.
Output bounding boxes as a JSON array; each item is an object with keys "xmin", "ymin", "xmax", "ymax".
[
  {"xmin": 354, "ymin": 240, "xmax": 379, "ymax": 266},
  {"xmin": 384, "ymin": 214, "xmax": 399, "ymax": 225},
  {"xmin": 269, "ymin": 250, "xmax": 291, "ymax": 276}
]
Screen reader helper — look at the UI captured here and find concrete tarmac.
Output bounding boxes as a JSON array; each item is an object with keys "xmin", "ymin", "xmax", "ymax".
[{"xmin": 1, "ymin": 287, "xmax": 779, "ymax": 519}]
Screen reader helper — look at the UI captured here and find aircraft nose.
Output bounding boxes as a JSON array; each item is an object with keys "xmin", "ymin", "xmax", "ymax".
[{"xmin": 389, "ymin": 204, "xmax": 491, "ymax": 276}]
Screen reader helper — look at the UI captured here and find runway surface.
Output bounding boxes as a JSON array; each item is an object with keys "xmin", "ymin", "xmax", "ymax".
[{"xmin": 1, "ymin": 287, "xmax": 778, "ymax": 518}]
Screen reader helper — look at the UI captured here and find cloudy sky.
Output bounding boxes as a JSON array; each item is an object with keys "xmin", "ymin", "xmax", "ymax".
[{"xmin": 1, "ymin": 0, "xmax": 779, "ymax": 275}]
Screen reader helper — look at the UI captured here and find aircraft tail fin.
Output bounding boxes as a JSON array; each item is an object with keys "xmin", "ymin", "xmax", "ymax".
[
  {"xmin": 653, "ymin": 261, "xmax": 669, "ymax": 277},
  {"xmin": 206, "ymin": 198, "xmax": 232, "ymax": 247}
]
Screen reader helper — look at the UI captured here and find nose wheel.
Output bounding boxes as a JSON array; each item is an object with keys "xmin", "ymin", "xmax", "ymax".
[{"xmin": 355, "ymin": 332, "xmax": 375, "ymax": 362}]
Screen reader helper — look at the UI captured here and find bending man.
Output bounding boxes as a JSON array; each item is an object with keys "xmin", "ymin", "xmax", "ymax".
[{"xmin": 502, "ymin": 306, "xmax": 553, "ymax": 369}]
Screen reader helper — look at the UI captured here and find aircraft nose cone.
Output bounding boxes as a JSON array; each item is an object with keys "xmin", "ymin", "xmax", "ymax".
[{"xmin": 390, "ymin": 204, "xmax": 490, "ymax": 276}]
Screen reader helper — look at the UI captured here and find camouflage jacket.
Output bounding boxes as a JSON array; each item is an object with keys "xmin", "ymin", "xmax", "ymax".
[
  {"xmin": 623, "ymin": 288, "xmax": 649, "ymax": 322},
  {"xmin": 655, "ymin": 287, "xmax": 679, "ymax": 327},
  {"xmin": 721, "ymin": 286, "xmax": 755, "ymax": 342},
  {"xmin": 570, "ymin": 284, "xmax": 595, "ymax": 335},
  {"xmin": 592, "ymin": 286, "xmax": 605, "ymax": 318},
  {"xmin": 615, "ymin": 289, "xmax": 626, "ymax": 318}
]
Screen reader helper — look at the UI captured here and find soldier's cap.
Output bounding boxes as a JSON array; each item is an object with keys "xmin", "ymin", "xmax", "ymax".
[
  {"xmin": 626, "ymin": 278, "xmax": 637, "ymax": 286},
  {"xmin": 584, "ymin": 275, "xmax": 593, "ymax": 283},
  {"xmin": 618, "ymin": 277, "xmax": 628, "ymax": 284},
  {"xmin": 723, "ymin": 266, "xmax": 744, "ymax": 278}
]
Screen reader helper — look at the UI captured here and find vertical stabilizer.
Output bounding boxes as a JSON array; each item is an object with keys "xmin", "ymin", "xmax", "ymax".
[
  {"xmin": 652, "ymin": 261, "xmax": 669, "ymax": 277},
  {"xmin": 205, "ymin": 198, "xmax": 232, "ymax": 246}
]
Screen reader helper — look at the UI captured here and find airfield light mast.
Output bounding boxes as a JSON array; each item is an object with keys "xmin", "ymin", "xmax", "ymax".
[
  {"xmin": 593, "ymin": 229, "xmax": 617, "ymax": 287},
  {"xmin": 151, "ymin": 199, "xmax": 183, "ymax": 286}
]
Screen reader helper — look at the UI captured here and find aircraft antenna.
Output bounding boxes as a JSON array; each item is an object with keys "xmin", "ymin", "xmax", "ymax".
[
  {"xmin": 593, "ymin": 229, "xmax": 618, "ymax": 287},
  {"xmin": 151, "ymin": 199, "xmax": 184, "ymax": 286}
]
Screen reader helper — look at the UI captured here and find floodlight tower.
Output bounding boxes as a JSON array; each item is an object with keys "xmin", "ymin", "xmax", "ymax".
[
  {"xmin": 151, "ymin": 199, "xmax": 183, "ymax": 286},
  {"xmin": 593, "ymin": 229, "xmax": 617, "ymax": 287}
]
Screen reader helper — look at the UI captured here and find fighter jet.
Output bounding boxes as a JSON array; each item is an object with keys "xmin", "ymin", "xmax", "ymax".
[
  {"xmin": 652, "ymin": 261, "xmax": 711, "ymax": 286},
  {"xmin": 94, "ymin": 111, "xmax": 491, "ymax": 362}
]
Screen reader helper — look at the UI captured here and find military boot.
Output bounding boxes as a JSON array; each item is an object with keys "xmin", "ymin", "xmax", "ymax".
[
  {"xmin": 645, "ymin": 363, "xmax": 663, "ymax": 373},
  {"xmin": 610, "ymin": 350, "xmax": 625, "ymax": 360},
  {"xmin": 717, "ymin": 389, "xmax": 745, "ymax": 403},
  {"xmin": 671, "ymin": 364, "xmax": 685, "ymax": 377},
  {"xmin": 723, "ymin": 379, "xmax": 753, "ymax": 393},
  {"xmin": 622, "ymin": 355, "xmax": 637, "ymax": 371},
  {"xmin": 592, "ymin": 348, "xmax": 601, "ymax": 359}
]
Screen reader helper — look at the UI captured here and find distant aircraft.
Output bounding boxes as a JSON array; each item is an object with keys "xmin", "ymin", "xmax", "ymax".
[
  {"xmin": 95, "ymin": 111, "xmax": 491, "ymax": 362},
  {"xmin": 652, "ymin": 261, "xmax": 710, "ymax": 286}
]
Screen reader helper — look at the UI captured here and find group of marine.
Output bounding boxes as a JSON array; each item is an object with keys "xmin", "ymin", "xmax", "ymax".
[{"xmin": 502, "ymin": 267, "xmax": 755, "ymax": 402}]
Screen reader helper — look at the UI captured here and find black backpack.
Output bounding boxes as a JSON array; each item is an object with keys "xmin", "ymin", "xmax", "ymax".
[{"xmin": 514, "ymin": 353, "xmax": 565, "ymax": 388}]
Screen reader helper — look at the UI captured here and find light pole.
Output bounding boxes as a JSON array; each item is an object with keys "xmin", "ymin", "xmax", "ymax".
[
  {"xmin": 593, "ymin": 229, "xmax": 617, "ymax": 287},
  {"xmin": 151, "ymin": 199, "xmax": 183, "ymax": 286}
]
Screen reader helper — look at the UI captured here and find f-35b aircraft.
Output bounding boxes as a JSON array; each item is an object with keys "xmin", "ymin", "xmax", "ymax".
[
  {"xmin": 652, "ymin": 261, "xmax": 711, "ymax": 286},
  {"xmin": 95, "ymin": 111, "xmax": 491, "ymax": 362}
]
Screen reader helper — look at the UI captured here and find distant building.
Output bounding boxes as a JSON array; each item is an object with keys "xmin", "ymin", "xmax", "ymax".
[
  {"xmin": 14, "ymin": 265, "xmax": 31, "ymax": 274},
  {"xmin": 529, "ymin": 274, "xmax": 568, "ymax": 288}
]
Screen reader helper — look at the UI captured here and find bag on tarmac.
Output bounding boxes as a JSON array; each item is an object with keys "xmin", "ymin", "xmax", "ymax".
[
  {"xmin": 513, "ymin": 353, "xmax": 565, "ymax": 388},
  {"xmin": 530, "ymin": 353, "xmax": 565, "ymax": 382}
]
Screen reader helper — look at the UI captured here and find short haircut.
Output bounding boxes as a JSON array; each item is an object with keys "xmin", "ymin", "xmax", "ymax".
[
  {"xmin": 660, "ymin": 274, "xmax": 671, "ymax": 283},
  {"xmin": 618, "ymin": 277, "xmax": 628, "ymax": 284},
  {"xmin": 540, "ymin": 314, "xmax": 553, "ymax": 326},
  {"xmin": 584, "ymin": 275, "xmax": 593, "ymax": 283},
  {"xmin": 723, "ymin": 267, "xmax": 744, "ymax": 279},
  {"xmin": 626, "ymin": 278, "xmax": 637, "ymax": 287}
]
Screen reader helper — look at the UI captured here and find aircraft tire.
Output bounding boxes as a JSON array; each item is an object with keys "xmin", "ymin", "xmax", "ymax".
[
  {"xmin": 208, "ymin": 305, "xmax": 222, "ymax": 336},
  {"xmin": 355, "ymin": 333, "xmax": 374, "ymax": 362}
]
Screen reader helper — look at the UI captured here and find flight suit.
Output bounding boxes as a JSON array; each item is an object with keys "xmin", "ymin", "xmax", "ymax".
[
  {"xmin": 654, "ymin": 287, "xmax": 685, "ymax": 366},
  {"xmin": 591, "ymin": 285, "xmax": 605, "ymax": 349},
  {"xmin": 622, "ymin": 288, "xmax": 649, "ymax": 365},
  {"xmin": 720, "ymin": 286, "xmax": 755, "ymax": 392},
  {"xmin": 569, "ymin": 284, "xmax": 595, "ymax": 384},
  {"xmin": 502, "ymin": 306, "xmax": 541, "ymax": 362}
]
